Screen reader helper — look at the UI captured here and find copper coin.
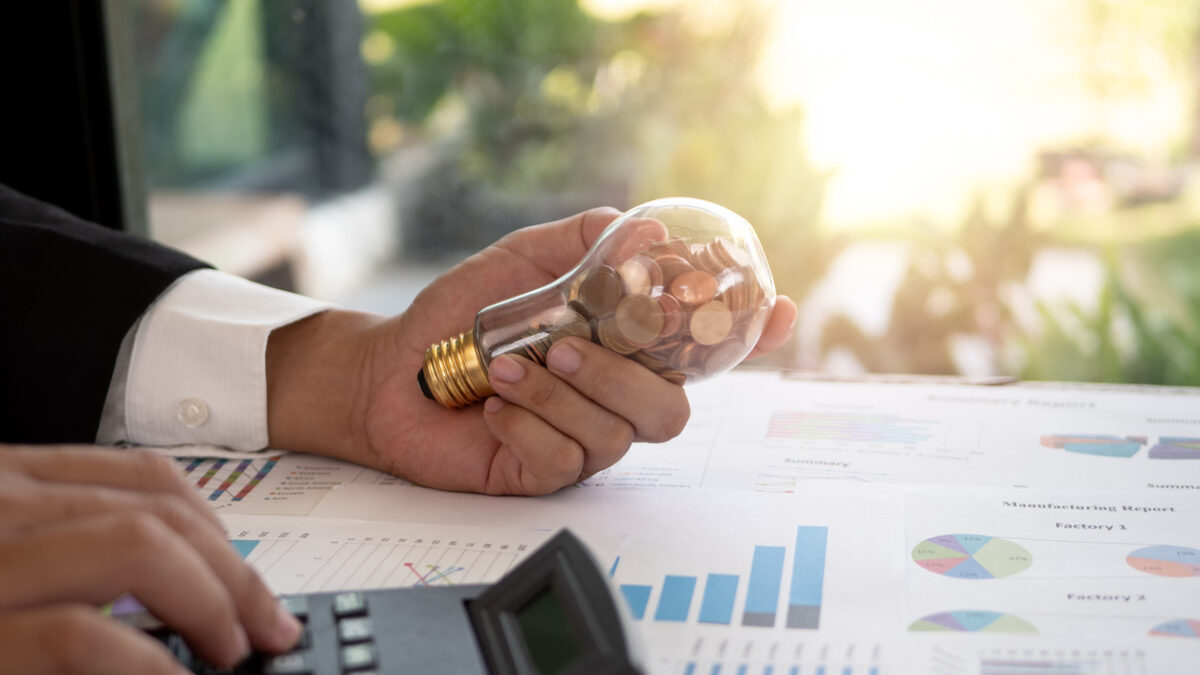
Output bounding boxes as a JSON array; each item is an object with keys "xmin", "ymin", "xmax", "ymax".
[
  {"xmin": 671, "ymin": 341, "xmax": 700, "ymax": 370},
  {"xmin": 690, "ymin": 300, "xmax": 733, "ymax": 346},
  {"xmin": 617, "ymin": 256, "xmax": 663, "ymax": 296},
  {"xmin": 657, "ymin": 293, "xmax": 684, "ymax": 338},
  {"xmin": 567, "ymin": 299, "xmax": 594, "ymax": 323},
  {"xmin": 550, "ymin": 310, "xmax": 593, "ymax": 345},
  {"xmin": 615, "ymin": 294, "xmax": 665, "ymax": 346},
  {"xmin": 603, "ymin": 217, "xmax": 669, "ymax": 266},
  {"xmin": 653, "ymin": 254, "xmax": 693, "ymax": 285},
  {"xmin": 597, "ymin": 319, "xmax": 639, "ymax": 355},
  {"xmin": 703, "ymin": 338, "xmax": 745, "ymax": 375},
  {"xmin": 712, "ymin": 237, "xmax": 752, "ymax": 267},
  {"xmin": 670, "ymin": 270, "xmax": 718, "ymax": 307},
  {"xmin": 660, "ymin": 370, "xmax": 688, "ymax": 386},
  {"xmin": 632, "ymin": 350, "xmax": 668, "ymax": 372},
  {"xmin": 644, "ymin": 338, "xmax": 682, "ymax": 355},
  {"xmin": 694, "ymin": 242, "xmax": 723, "ymax": 274},
  {"xmin": 577, "ymin": 265, "xmax": 623, "ymax": 317}
]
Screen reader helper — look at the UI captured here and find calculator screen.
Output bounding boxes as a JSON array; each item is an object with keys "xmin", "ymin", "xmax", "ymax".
[{"xmin": 515, "ymin": 587, "xmax": 584, "ymax": 673}]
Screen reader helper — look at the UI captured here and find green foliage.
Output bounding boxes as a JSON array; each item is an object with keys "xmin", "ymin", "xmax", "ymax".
[
  {"xmin": 1018, "ymin": 239, "xmax": 1200, "ymax": 385},
  {"xmin": 365, "ymin": 0, "xmax": 833, "ymax": 305}
]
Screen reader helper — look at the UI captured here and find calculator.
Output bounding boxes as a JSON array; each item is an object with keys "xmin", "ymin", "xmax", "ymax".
[{"xmin": 142, "ymin": 529, "xmax": 644, "ymax": 675}]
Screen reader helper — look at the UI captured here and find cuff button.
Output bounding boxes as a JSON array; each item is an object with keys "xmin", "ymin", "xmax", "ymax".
[{"xmin": 178, "ymin": 398, "xmax": 210, "ymax": 427}]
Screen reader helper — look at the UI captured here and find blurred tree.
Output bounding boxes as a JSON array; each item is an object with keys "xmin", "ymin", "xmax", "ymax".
[
  {"xmin": 365, "ymin": 0, "xmax": 833, "ymax": 330},
  {"xmin": 1019, "ymin": 232, "xmax": 1200, "ymax": 385},
  {"xmin": 822, "ymin": 190, "xmax": 1040, "ymax": 375}
]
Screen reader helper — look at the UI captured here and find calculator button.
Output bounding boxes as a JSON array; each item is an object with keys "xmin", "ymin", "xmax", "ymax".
[
  {"xmin": 337, "ymin": 617, "xmax": 374, "ymax": 643},
  {"xmin": 279, "ymin": 595, "xmax": 309, "ymax": 621},
  {"xmin": 287, "ymin": 627, "xmax": 311, "ymax": 651},
  {"xmin": 264, "ymin": 651, "xmax": 313, "ymax": 675},
  {"xmin": 332, "ymin": 592, "xmax": 367, "ymax": 617},
  {"xmin": 339, "ymin": 643, "xmax": 378, "ymax": 671}
]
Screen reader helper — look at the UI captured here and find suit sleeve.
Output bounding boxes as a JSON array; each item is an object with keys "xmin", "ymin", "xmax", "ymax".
[{"xmin": 0, "ymin": 183, "xmax": 209, "ymax": 443}]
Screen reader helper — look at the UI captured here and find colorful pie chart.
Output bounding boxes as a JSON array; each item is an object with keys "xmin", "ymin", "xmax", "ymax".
[
  {"xmin": 1149, "ymin": 618, "xmax": 1200, "ymax": 638},
  {"xmin": 1126, "ymin": 545, "xmax": 1200, "ymax": 577},
  {"xmin": 912, "ymin": 534, "xmax": 1032, "ymax": 579},
  {"xmin": 910, "ymin": 610, "xmax": 1036, "ymax": 633},
  {"xmin": 1148, "ymin": 437, "xmax": 1200, "ymax": 460},
  {"xmin": 1040, "ymin": 434, "xmax": 1146, "ymax": 458}
]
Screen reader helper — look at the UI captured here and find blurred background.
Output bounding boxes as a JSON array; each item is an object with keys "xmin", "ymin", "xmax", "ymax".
[{"xmin": 130, "ymin": 0, "xmax": 1200, "ymax": 385}]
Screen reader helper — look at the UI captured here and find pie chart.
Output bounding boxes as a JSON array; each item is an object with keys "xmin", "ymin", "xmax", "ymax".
[
  {"xmin": 912, "ymin": 534, "xmax": 1032, "ymax": 579},
  {"xmin": 1126, "ymin": 545, "xmax": 1200, "ymax": 577},
  {"xmin": 1148, "ymin": 437, "xmax": 1200, "ymax": 460},
  {"xmin": 910, "ymin": 610, "xmax": 1036, "ymax": 633},
  {"xmin": 1040, "ymin": 434, "xmax": 1145, "ymax": 458},
  {"xmin": 1149, "ymin": 619, "xmax": 1200, "ymax": 638}
]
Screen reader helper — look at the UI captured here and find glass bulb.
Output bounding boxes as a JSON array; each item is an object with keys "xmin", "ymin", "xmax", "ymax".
[{"xmin": 418, "ymin": 197, "xmax": 777, "ymax": 408}]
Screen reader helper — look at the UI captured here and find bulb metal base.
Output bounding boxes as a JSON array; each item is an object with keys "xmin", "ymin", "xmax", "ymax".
[{"xmin": 421, "ymin": 331, "xmax": 494, "ymax": 408}]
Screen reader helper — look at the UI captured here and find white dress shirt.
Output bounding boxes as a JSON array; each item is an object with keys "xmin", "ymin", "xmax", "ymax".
[{"xmin": 96, "ymin": 269, "xmax": 332, "ymax": 451}]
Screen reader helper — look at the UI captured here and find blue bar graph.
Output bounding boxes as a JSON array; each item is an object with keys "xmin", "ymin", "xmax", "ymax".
[
  {"xmin": 684, "ymin": 664, "xmax": 697, "ymax": 675},
  {"xmin": 619, "ymin": 584, "xmax": 651, "ymax": 619},
  {"xmin": 742, "ymin": 546, "xmax": 785, "ymax": 626},
  {"xmin": 613, "ymin": 526, "xmax": 829, "ymax": 632},
  {"xmin": 654, "ymin": 575, "xmax": 697, "ymax": 622},
  {"xmin": 231, "ymin": 539, "xmax": 259, "ymax": 559},
  {"xmin": 787, "ymin": 526, "xmax": 828, "ymax": 629},
  {"xmin": 698, "ymin": 574, "xmax": 739, "ymax": 624}
]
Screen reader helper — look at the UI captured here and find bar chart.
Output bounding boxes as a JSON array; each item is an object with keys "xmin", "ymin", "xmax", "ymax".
[
  {"xmin": 617, "ymin": 526, "xmax": 828, "ymax": 630},
  {"xmin": 178, "ymin": 456, "xmax": 280, "ymax": 502}
]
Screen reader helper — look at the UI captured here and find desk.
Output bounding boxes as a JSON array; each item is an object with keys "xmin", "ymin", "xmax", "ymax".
[{"xmin": 174, "ymin": 371, "xmax": 1200, "ymax": 674}]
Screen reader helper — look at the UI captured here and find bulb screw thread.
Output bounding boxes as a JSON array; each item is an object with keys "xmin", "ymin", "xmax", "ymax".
[{"xmin": 420, "ymin": 331, "xmax": 494, "ymax": 408}]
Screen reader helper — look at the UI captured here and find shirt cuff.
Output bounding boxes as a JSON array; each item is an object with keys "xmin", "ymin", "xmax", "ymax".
[{"xmin": 99, "ymin": 269, "xmax": 333, "ymax": 451}]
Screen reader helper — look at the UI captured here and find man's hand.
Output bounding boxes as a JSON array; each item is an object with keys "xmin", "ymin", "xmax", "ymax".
[
  {"xmin": 267, "ymin": 207, "xmax": 797, "ymax": 495},
  {"xmin": 0, "ymin": 445, "xmax": 301, "ymax": 674}
]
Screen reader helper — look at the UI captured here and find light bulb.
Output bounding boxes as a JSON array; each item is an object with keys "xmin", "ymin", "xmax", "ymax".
[{"xmin": 418, "ymin": 197, "xmax": 777, "ymax": 408}]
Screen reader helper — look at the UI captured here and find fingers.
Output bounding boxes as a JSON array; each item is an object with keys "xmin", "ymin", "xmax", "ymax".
[
  {"xmin": 0, "ymin": 513, "xmax": 249, "ymax": 667},
  {"xmin": 540, "ymin": 339, "xmax": 690, "ymax": 442},
  {"xmin": 0, "ymin": 447, "xmax": 301, "ymax": 664},
  {"xmin": 500, "ymin": 207, "xmax": 622, "ymax": 277},
  {"xmin": 0, "ymin": 606, "xmax": 185, "ymax": 675},
  {"xmin": 480, "ymin": 396, "xmax": 586, "ymax": 495},
  {"xmin": 2, "ymin": 447, "xmax": 222, "ymax": 529},
  {"xmin": 483, "ymin": 338, "xmax": 690, "ymax": 493},
  {"xmin": 745, "ymin": 295, "xmax": 797, "ymax": 361}
]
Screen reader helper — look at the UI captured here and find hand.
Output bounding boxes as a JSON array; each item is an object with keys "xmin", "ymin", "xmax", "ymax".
[
  {"xmin": 0, "ymin": 445, "xmax": 301, "ymax": 674},
  {"xmin": 267, "ymin": 207, "xmax": 797, "ymax": 495}
]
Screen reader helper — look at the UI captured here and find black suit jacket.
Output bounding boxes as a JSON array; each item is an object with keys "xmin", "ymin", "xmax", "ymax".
[{"xmin": 0, "ymin": 183, "xmax": 208, "ymax": 443}]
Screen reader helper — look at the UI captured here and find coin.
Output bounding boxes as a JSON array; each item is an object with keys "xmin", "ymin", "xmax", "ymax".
[
  {"xmin": 577, "ymin": 265, "xmax": 623, "ymax": 317},
  {"xmin": 660, "ymin": 370, "xmax": 688, "ymax": 386},
  {"xmin": 653, "ymin": 254, "xmax": 693, "ymax": 285},
  {"xmin": 692, "ymin": 242, "xmax": 723, "ymax": 274},
  {"xmin": 615, "ymin": 294, "xmax": 665, "ymax": 346},
  {"xmin": 670, "ymin": 270, "xmax": 717, "ymax": 307},
  {"xmin": 549, "ymin": 309, "xmax": 593, "ymax": 345},
  {"xmin": 656, "ymin": 293, "xmax": 685, "ymax": 338},
  {"xmin": 711, "ymin": 237, "xmax": 752, "ymax": 268},
  {"xmin": 690, "ymin": 300, "xmax": 733, "ymax": 346},
  {"xmin": 617, "ymin": 256, "xmax": 662, "ymax": 296},
  {"xmin": 703, "ymin": 338, "xmax": 745, "ymax": 374},
  {"xmin": 671, "ymin": 341, "xmax": 700, "ymax": 370},
  {"xmin": 597, "ymin": 319, "xmax": 639, "ymax": 355}
]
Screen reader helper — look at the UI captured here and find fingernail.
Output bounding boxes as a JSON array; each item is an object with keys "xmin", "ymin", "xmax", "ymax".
[
  {"xmin": 274, "ymin": 603, "xmax": 303, "ymax": 648},
  {"xmin": 547, "ymin": 343, "xmax": 582, "ymax": 374},
  {"xmin": 229, "ymin": 624, "xmax": 250, "ymax": 662},
  {"xmin": 490, "ymin": 356, "xmax": 524, "ymax": 383},
  {"xmin": 484, "ymin": 396, "xmax": 507, "ymax": 413}
]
